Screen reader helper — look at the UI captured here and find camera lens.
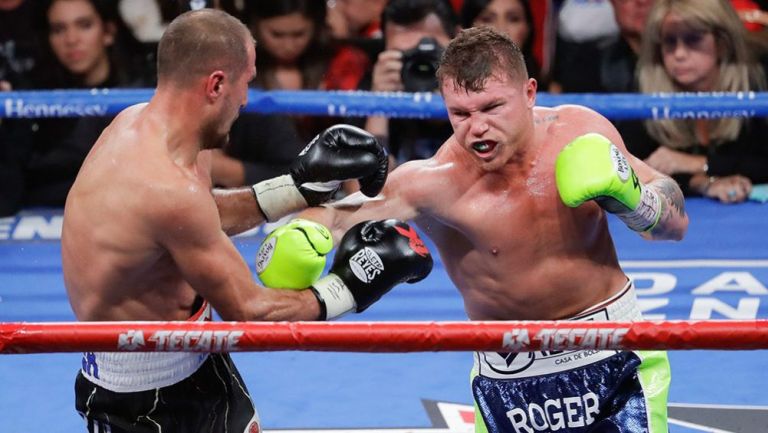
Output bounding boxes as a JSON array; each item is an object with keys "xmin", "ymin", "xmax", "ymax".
[{"xmin": 400, "ymin": 37, "xmax": 443, "ymax": 93}]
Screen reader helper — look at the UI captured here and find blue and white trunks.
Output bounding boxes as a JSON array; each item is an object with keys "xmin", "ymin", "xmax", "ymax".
[{"xmin": 472, "ymin": 280, "xmax": 670, "ymax": 433}]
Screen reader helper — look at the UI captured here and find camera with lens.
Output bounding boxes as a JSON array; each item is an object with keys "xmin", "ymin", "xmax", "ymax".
[{"xmin": 400, "ymin": 37, "xmax": 444, "ymax": 93}]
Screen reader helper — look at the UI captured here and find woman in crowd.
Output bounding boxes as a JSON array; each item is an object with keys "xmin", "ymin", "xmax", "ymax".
[
  {"xmin": 460, "ymin": 0, "xmax": 541, "ymax": 82},
  {"xmin": 247, "ymin": 0, "xmax": 369, "ymax": 93},
  {"xmin": 211, "ymin": 0, "xmax": 371, "ymax": 188},
  {"xmin": 624, "ymin": 0, "xmax": 768, "ymax": 203},
  {"xmin": 0, "ymin": 0, "xmax": 151, "ymax": 214},
  {"xmin": 40, "ymin": 0, "xmax": 151, "ymax": 88}
]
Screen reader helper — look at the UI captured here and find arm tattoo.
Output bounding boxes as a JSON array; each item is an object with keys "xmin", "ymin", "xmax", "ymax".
[
  {"xmin": 648, "ymin": 177, "xmax": 687, "ymax": 240},
  {"xmin": 654, "ymin": 177, "xmax": 686, "ymax": 217}
]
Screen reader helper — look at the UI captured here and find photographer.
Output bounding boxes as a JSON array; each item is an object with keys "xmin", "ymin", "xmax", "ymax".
[{"xmin": 362, "ymin": 0, "xmax": 459, "ymax": 165}]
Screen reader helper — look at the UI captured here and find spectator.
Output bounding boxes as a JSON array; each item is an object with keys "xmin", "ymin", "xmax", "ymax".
[
  {"xmin": 0, "ymin": 0, "xmax": 46, "ymax": 90},
  {"xmin": 209, "ymin": 0, "xmax": 372, "ymax": 188},
  {"xmin": 460, "ymin": 0, "xmax": 542, "ymax": 83},
  {"xmin": 624, "ymin": 0, "xmax": 768, "ymax": 203},
  {"xmin": 0, "ymin": 0, "xmax": 46, "ymax": 215},
  {"xmin": 551, "ymin": 0, "xmax": 655, "ymax": 93},
  {"xmin": 38, "ymin": 0, "xmax": 153, "ymax": 88},
  {"xmin": 246, "ymin": 0, "xmax": 368, "ymax": 92},
  {"xmin": 362, "ymin": 0, "xmax": 459, "ymax": 165},
  {"xmin": 0, "ymin": 0, "xmax": 152, "ymax": 215}
]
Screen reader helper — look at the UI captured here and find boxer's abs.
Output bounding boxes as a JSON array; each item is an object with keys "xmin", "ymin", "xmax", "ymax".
[
  {"xmin": 424, "ymin": 181, "xmax": 624, "ymax": 320},
  {"xmin": 445, "ymin": 251, "xmax": 627, "ymax": 320}
]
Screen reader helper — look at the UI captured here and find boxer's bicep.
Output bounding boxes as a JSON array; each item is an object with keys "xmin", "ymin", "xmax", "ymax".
[
  {"xmin": 155, "ymin": 191, "xmax": 256, "ymax": 320},
  {"xmin": 167, "ymin": 228, "xmax": 322, "ymax": 321}
]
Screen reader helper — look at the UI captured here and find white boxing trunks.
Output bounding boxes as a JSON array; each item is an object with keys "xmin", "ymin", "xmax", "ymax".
[
  {"xmin": 80, "ymin": 301, "xmax": 213, "ymax": 392},
  {"xmin": 75, "ymin": 299, "xmax": 260, "ymax": 433}
]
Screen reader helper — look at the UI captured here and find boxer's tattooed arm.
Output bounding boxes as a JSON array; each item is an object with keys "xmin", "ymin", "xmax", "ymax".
[
  {"xmin": 534, "ymin": 114, "xmax": 559, "ymax": 124},
  {"xmin": 657, "ymin": 178, "xmax": 686, "ymax": 216},
  {"xmin": 646, "ymin": 177, "xmax": 688, "ymax": 240}
]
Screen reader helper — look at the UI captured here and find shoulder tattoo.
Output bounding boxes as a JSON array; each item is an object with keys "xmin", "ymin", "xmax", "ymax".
[{"xmin": 534, "ymin": 114, "xmax": 559, "ymax": 124}]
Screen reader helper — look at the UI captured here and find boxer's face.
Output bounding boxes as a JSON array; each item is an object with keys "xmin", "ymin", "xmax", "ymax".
[
  {"xmin": 471, "ymin": 0, "xmax": 530, "ymax": 49},
  {"xmin": 229, "ymin": 41, "xmax": 257, "ymax": 124},
  {"xmin": 659, "ymin": 13, "xmax": 718, "ymax": 92},
  {"xmin": 442, "ymin": 72, "xmax": 536, "ymax": 171},
  {"xmin": 207, "ymin": 41, "xmax": 256, "ymax": 150}
]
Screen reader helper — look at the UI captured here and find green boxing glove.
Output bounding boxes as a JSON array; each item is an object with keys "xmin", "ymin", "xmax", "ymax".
[
  {"xmin": 255, "ymin": 219, "xmax": 334, "ymax": 289},
  {"xmin": 555, "ymin": 133, "xmax": 661, "ymax": 232}
]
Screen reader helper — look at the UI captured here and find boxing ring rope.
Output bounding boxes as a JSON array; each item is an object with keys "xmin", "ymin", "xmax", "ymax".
[
  {"xmin": 2, "ymin": 89, "xmax": 768, "ymax": 120},
  {"xmin": 1, "ymin": 320, "xmax": 767, "ymax": 354}
]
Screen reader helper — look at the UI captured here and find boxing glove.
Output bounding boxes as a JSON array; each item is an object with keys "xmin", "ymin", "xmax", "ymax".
[
  {"xmin": 311, "ymin": 219, "xmax": 433, "ymax": 320},
  {"xmin": 252, "ymin": 125, "xmax": 388, "ymax": 221},
  {"xmin": 255, "ymin": 219, "xmax": 333, "ymax": 289},
  {"xmin": 555, "ymin": 133, "xmax": 661, "ymax": 232}
]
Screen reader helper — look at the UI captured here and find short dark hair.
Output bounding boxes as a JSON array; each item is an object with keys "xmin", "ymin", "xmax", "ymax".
[
  {"xmin": 437, "ymin": 26, "xmax": 527, "ymax": 92},
  {"xmin": 157, "ymin": 9, "xmax": 252, "ymax": 87},
  {"xmin": 382, "ymin": 0, "xmax": 458, "ymax": 39}
]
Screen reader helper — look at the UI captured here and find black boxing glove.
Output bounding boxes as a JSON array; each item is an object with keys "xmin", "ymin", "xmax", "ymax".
[
  {"xmin": 310, "ymin": 219, "xmax": 433, "ymax": 320},
  {"xmin": 252, "ymin": 125, "xmax": 388, "ymax": 221}
]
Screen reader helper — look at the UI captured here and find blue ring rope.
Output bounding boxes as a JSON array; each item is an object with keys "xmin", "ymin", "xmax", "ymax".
[{"xmin": 2, "ymin": 89, "xmax": 766, "ymax": 120}]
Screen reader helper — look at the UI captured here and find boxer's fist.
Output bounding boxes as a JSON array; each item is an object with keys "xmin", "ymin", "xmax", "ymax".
[
  {"xmin": 292, "ymin": 124, "xmax": 388, "ymax": 203},
  {"xmin": 311, "ymin": 219, "xmax": 433, "ymax": 320},
  {"xmin": 555, "ymin": 133, "xmax": 661, "ymax": 232},
  {"xmin": 252, "ymin": 125, "xmax": 388, "ymax": 221},
  {"xmin": 255, "ymin": 219, "xmax": 333, "ymax": 289}
]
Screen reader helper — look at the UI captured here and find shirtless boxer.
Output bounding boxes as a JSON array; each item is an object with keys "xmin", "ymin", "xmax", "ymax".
[
  {"xmin": 299, "ymin": 27, "xmax": 689, "ymax": 433},
  {"xmin": 61, "ymin": 9, "xmax": 431, "ymax": 433}
]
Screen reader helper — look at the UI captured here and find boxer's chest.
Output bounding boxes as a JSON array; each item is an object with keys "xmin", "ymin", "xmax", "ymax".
[{"xmin": 434, "ymin": 171, "xmax": 563, "ymax": 248}]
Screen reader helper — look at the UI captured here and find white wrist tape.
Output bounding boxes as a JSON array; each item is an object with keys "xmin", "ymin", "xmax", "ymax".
[
  {"xmin": 310, "ymin": 274, "xmax": 357, "ymax": 320},
  {"xmin": 252, "ymin": 175, "xmax": 308, "ymax": 222},
  {"xmin": 618, "ymin": 185, "xmax": 662, "ymax": 232}
]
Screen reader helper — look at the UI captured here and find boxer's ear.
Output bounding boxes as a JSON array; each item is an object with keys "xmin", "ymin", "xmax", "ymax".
[
  {"xmin": 526, "ymin": 78, "xmax": 537, "ymax": 108},
  {"xmin": 205, "ymin": 71, "xmax": 225, "ymax": 100}
]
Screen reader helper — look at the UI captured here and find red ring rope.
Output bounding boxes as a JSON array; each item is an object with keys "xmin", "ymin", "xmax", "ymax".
[{"xmin": 1, "ymin": 320, "xmax": 767, "ymax": 354}]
